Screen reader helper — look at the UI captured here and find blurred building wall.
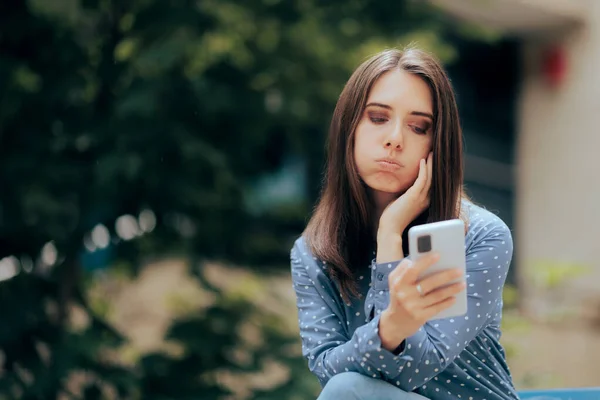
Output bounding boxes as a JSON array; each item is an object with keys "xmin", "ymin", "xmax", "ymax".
[
  {"xmin": 434, "ymin": 0, "xmax": 600, "ymax": 322},
  {"xmin": 516, "ymin": 0, "xmax": 600, "ymax": 321}
]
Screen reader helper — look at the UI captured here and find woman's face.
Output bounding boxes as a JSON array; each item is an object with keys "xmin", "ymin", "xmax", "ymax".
[{"xmin": 354, "ymin": 69, "xmax": 434, "ymax": 202}]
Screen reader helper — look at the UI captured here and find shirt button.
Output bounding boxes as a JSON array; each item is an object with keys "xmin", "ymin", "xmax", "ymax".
[{"xmin": 377, "ymin": 273, "xmax": 384, "ymax": 281}]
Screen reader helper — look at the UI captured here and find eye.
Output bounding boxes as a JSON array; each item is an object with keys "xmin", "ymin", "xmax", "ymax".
[
  {"xmin": 370, "ymin": 117, "xmax": 387, "ymax": 124},
  {"xmin": 410, "ymin": 124, "xmax": 430, "ymax": 135},
  {"xmin": 367, "ymin": 112, "xmax": 388, "ymax": 124}
]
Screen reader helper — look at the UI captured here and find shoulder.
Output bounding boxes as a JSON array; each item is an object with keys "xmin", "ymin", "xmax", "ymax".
[
  {"xmin": 290, "ymin": 236, "xmax": 329, "ymax": 278},
  {"xmin": 291, "ymin": 236, "xmax": 312, "ymax": 264},
  {"xmin": 462, "ymin": 200, "xmax": 513, "ymax": 250}
]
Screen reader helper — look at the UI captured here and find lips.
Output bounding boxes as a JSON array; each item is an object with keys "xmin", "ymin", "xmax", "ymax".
[{"xmin": 375, "ymin": 158, "xmax": 403, "ymax": 170}]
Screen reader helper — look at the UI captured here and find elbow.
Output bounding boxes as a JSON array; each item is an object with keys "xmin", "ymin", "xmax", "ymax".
[
  {"xmin": 307, "ymin": 356, "xmax": 330, "ymax": 387},
  {"xmin": 423, "ymin": 340, "xmax": 452, "ymax": 370},
  {"xmin": 434, "ymin": 353, "xmax": 452, "ymax": 371},
  {"xmin": 313, "ymin": 369, "xmax": 332, "ymax": 389}
]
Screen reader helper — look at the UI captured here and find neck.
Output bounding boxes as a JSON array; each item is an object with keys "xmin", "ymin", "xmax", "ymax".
[{"xmin": 372, "ymin": 190, "xmax": 399, "ymax": 230}]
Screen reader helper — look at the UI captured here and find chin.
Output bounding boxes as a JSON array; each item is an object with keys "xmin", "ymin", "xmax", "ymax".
[{"xmin": 363, "ymin": 178, "xmax": 410, "ymax": 196}]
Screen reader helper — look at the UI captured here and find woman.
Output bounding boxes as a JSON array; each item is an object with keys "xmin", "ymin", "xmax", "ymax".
[{"xmin": 290, "ymin": 47, "xmax": 519, "ymax": 400}]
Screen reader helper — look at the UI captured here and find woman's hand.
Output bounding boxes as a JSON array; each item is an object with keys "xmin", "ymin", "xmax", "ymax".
[
  {"xmin": 378, "ymin": 253, "xmax": 466, "ymax": 351},
  {"xmin": 376, "ymin": 152, "xmax": 432, "ymax": 263}
]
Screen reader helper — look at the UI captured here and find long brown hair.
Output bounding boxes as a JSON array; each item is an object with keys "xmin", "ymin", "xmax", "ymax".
[{"xmin": 304, "ymin": 47, "xmax": 466, "ymax": 302}]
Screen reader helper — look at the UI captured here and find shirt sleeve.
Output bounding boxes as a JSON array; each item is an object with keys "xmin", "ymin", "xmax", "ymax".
[
  {"xmin": 386, "ymin": 220, "xmax": 513, "ymax": 391},
  {"xmin": 291, "ymin": 241, "xmax": 406, "ymax": 387}
]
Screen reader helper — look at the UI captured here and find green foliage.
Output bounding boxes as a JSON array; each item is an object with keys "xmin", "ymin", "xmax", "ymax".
[
  {"xmin": 137, "ymin": 277, "xmax": 320, "ymax": 400},
  {"xmin": 0, "ymin": 0, "xmax": 479, "ymax": 398},
  {"xmin": 0, "ymin": 274, "xmax": 137, "ymax": 399},
  {"xmin": 528, "ymin": 260, "xmax": 591, "ymax": 289},
  {"xmin": 502, "ymin": 284, "xmax": 520, "ymax": 309}
]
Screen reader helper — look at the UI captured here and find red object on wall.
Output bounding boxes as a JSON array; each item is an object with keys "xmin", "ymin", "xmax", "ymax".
[{"xmin": 542, "ymin": 46, "xmax": 567, "ymax": 88}]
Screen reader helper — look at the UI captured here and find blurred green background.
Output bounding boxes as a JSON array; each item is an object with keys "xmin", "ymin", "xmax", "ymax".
[{"xmin": 1, "ymin": 0, "xmax": 596, "ymax": 399}]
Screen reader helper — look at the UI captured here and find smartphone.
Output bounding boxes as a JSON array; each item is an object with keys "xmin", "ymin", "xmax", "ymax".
[{"xmin": 408, "ymin": 219, "xmax": 467, "ymax": 320}]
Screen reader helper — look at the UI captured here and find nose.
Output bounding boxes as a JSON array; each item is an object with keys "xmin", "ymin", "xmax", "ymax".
[
  {"xmin": 384, "ymin": 140, "xmax": 401, "ymax": 150},
  {"xmin": 383, "ymin": 125, "xmax": 403, "ymax": 150}
]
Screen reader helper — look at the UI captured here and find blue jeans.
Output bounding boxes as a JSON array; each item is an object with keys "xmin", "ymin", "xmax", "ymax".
[
  {"xmin": 317, "ymin": 372, "xmax": 430, "ymax": 400},
  {"xmin": 316, "ymin": 372, "xmax": 582, "ymax": 400},
  {"xmin": 316, "ymin": 372, "xmax": 570, "ymax": 400}
]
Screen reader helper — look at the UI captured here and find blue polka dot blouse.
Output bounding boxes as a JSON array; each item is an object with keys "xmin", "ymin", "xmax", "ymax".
[{"xmin": 291, "ymin": 201, "xmax": 519, "ymax": 399}]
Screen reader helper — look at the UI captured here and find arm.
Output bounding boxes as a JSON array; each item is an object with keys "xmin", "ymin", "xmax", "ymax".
[
  {"xmin": 291, "ymin": 241, "xmax": 404, "ymax": 387},
  {"xmin": 383, "ymin": 222, "xmax": 513, "ymax": 391}
]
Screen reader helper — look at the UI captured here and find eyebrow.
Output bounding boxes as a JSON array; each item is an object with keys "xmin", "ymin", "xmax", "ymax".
[{"xmin": 365, "ymin": 102, "xmax": 434, "ymax": 120}]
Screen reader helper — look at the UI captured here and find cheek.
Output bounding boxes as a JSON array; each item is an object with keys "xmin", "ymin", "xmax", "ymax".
[
  {"xmin": 354, "ymin": 123, "xmax": 370, "ymax": 147},
  {"xmin": 405, "ymin": 144, "xmax": 432, "ymax": 179},
  {"xmin": 353, "ymin": 125, "xmax": 372, "ymax": 168},
  {"xmin": 410, "ymin": 136, "xmax": 433, "ymax": 161},
  {"xmin": 404, "ymin": 160, "xmax": 421, "ymax": 182}
]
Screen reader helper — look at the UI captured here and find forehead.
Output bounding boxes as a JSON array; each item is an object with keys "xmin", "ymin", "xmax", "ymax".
[{"xmin": 366, "ymin": 69, "xmax": 433, "ymax": 114}]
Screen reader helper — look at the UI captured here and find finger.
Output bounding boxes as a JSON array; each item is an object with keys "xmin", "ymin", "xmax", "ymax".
[
  {"xmin": 411, "ymin": 158, "xmax": 427, "ymax": 193},
  {"xmin": 419, "ymin": 281, "xmax": 466, "ymax": 308},
  {"xmin": 389, "ymin": 258, "xmax": 413, "ymax": 289},
  {"xmin": 422, "ymin": 296, "xmax": 456, "ymax": 320},
  {"xmin": 424, "ymin": 151, "xmax": 433, "ymax": 193},
  {"xmin": 420, "ymin": 152, "xmax": 431, "ymax": 195},
  {"xmin": 403, "ymin": 252, "xmax": 440, "ymax": 282},
  {"xmin": 417, "ymin": 267, "xmax": 464, "ymax": 295}
]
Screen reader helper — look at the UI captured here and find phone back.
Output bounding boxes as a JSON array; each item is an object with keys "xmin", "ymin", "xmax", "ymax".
[{"xmin": 408, "ymin": 219, "xmax": 467, "ymax": 320}]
